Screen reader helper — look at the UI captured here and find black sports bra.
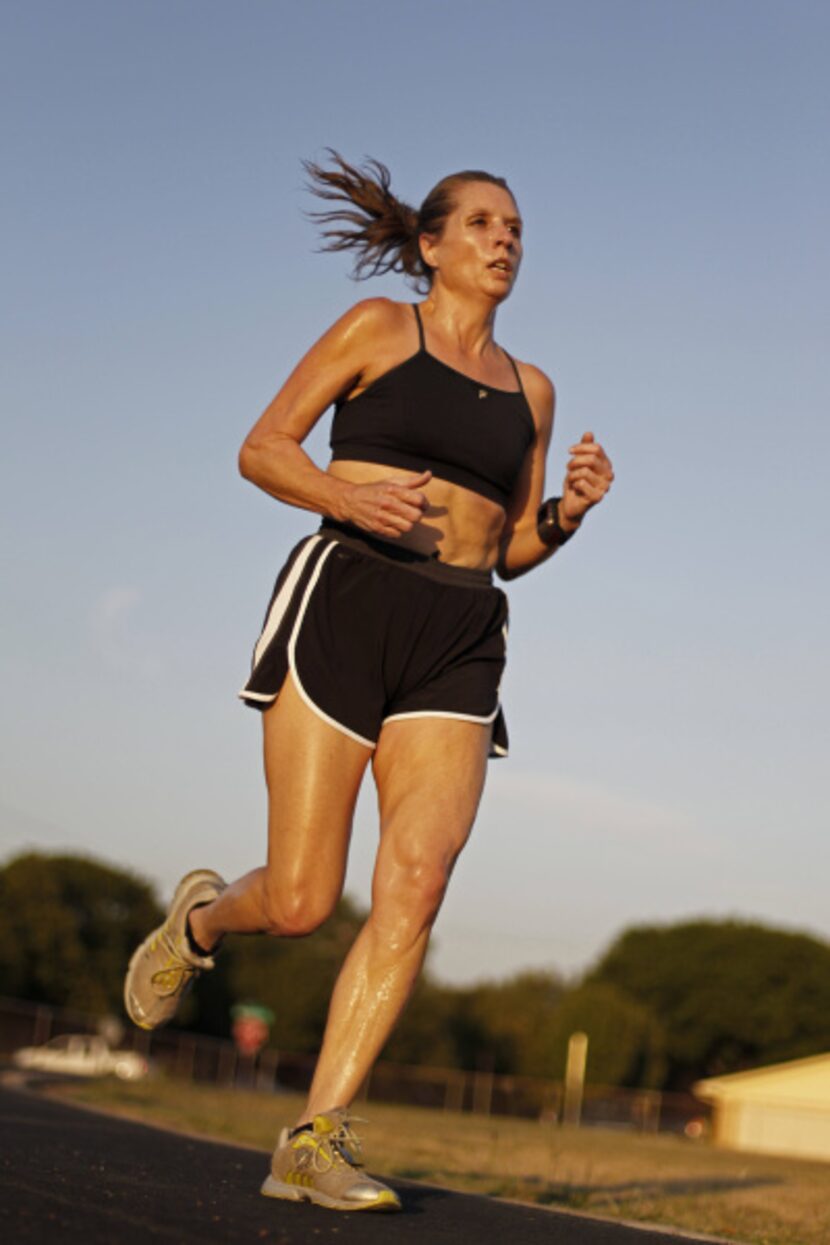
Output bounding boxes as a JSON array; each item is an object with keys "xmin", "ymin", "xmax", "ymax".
[{"xmin": 329, "ymin": 305, "xmax": 535, "ymax": 508}]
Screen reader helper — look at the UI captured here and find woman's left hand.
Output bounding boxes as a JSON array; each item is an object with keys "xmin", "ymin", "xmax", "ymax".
[{"xmin": 560, "ymin": 432, "xmax": 614, "ymax": 527}]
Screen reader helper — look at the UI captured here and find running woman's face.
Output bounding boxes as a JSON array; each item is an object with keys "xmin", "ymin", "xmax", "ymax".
[{"xmin": 420, "ymin": 182, "xmax": 523, "ymax": 302}]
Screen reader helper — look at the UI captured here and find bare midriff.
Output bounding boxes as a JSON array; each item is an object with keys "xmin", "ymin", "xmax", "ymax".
[{"xmin": 327, "ymin": 460, "xmax": 506, "ymax": 570}]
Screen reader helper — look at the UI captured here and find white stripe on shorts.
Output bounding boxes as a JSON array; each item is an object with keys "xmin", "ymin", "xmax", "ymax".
[
  {"xmin": 252, "ymin": 535, "xmax": 324, "ymax": 667},
  {"xmin": 286, "ymin": 541, "xmax": 375, "ymax": 749}
]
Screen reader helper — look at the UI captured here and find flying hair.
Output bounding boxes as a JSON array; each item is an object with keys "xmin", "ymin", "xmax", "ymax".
[{"xmin": 304, "ymin": 150, "xmax": 513, "ymax": 292}]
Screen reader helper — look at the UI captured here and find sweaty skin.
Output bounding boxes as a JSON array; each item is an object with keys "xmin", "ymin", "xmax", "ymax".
[
  {"xmin": 191, "ymin": 180, "xmax": 614, "ymax": 1133},
  {"xmin": 239, "ymin": 185, "xmax": 613, "ymax": 576},
  {"xmin": 326, "ymin": 426, "xmax": 613, "ymax": 572},
  {"xmin": 326, "ymin": 461, "xmax": 505, "ymax": 567}
]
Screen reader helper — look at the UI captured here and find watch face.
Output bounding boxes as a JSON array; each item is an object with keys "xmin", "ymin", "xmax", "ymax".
[
  {"xmin": 536, "ymin": 501, "xmax": 558, "ymax": 547},
  {"xmin": 539, "ymin": 500, "xmax": 558, "ymax": 528},
  {"xmin": 537, "ymin": 498, "xmax": 572, "ymax": 547}
]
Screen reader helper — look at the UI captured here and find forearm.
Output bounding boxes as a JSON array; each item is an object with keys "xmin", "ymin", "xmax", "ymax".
[
  {"xmin": 496, "ymin": 505, "xmax": 580, "ymax": 581},
  {"xmin": 239, "ymin": 433, "xmax": 350, "ymax": 521}
]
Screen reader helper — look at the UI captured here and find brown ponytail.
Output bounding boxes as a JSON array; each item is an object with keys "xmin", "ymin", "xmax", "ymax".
[{"xmin": 304, "ymin": 150, "xmax": 514, "ymax": 292}]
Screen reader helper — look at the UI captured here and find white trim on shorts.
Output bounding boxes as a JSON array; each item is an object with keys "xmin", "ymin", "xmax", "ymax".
[
  {"xmin": 241, "ymin": 532, "xmax": 508, "ymax": 756},
  {"xmin": 382, "ymin": 705, "xmax": 500, "ymax": 727},
  {"xmin": 251, "ymin": 535, "xmax": 324, "ymax": 668},
  {"xmin": 285, "ymin": 542, "xmax": 376, "ymax": 750},
  {"xmin": 240, "ymin": 534, "xmax": 374, "ymax": 748}
]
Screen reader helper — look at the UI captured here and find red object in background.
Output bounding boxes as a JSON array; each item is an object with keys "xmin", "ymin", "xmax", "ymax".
[
  {"xmin": 232, "ymin": 1015, "xmax": 269, "ymax": 1056},
  {"xmin": 230, "ymin": 1002, "xmax": 274, "ymax": 1057}
]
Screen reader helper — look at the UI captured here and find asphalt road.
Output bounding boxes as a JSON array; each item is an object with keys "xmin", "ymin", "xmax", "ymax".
[{"xmin": 0, "ymin": 1086, "xmax": 722, "ymax": 1244}]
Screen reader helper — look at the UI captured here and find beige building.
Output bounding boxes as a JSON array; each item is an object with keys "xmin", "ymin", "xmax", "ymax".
[{"xmin": 695, "ymin": 1052, "xmax": 830, "ymax": 1163}]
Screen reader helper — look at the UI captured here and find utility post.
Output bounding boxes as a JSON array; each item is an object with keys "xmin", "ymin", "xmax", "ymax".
[{"xmin": 562, "ymin": 1031, "xmax": 589, "ymax": 1127}]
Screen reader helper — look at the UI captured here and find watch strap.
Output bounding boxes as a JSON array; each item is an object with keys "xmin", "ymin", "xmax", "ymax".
[{"xmin": 536, "ymin": 497, "xmax": 578, "ymax": 547}]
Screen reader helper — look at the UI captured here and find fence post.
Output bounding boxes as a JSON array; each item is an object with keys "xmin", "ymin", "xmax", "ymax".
[
  {"xmin": 444, "ymin": 1070, "xmax": 466, "ymax": 1114},
  {"xmin": 33, "ymin": 1004, "xmax": 53, "ymax": 1046},
  {"xmin": 562, "ymin": 1032, "xmax": 588, "ymax": 1127},
  {"xmin": 217, "ymin": 1042, "xmax": 238, "ymax": 1086},
  {"xmin": 472, "ymin": 1068, "xmax": 494, "ymax": 1116},
  {"xmin": 638, "ymin": 1089, "xmax": 662, "ymax": 1133},
  {"xmin": 256, "ymin": 1048, "xmax": 280, "ymax": 1092},
  {"xmin": 175, "ymin": 1036, "xmax": 196, "ymax": 1082}
]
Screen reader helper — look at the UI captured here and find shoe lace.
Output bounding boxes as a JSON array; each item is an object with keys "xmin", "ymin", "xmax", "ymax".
[
  {"xmin": 301, "ymin": 1115, "xmax": 366, "ymax": 1174},
  {"xmin": 149, "ymin": 929, "xmax": 197, "ymax": 995}
]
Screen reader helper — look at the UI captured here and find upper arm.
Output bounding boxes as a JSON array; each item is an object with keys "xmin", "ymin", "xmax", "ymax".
[
  {"xmin": 241, "ymin": 297, "xmax": 402, "ymax": 454},
  {"xmin": 503, "ymin": 363, "xmax": 556, "ymax": 531}
]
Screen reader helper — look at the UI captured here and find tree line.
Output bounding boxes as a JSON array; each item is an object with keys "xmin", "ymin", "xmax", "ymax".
[{"xmin": 3, "ymin": 850, "xmax": 829, "ymax": 1090}]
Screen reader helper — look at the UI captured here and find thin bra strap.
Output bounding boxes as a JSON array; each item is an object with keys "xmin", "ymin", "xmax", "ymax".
[
  {"xmin": 413, "ymin": 303, "xmax": 523, "ymax": 394},
  {"xmin": 412, "ymin": 303, "xmax": 426, "ymax": 350},
  {"xmin": 503, "ymin": 349, "xmax": 525, "ymax": 394}
]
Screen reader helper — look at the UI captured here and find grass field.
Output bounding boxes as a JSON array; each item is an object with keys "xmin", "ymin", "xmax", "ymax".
[{"xmin": 49, "ymin": 1077, "xmax": 830, "ymax": 1245}]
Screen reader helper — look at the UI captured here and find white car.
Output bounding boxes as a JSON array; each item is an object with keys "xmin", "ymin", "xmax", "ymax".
[{"xmin": 12, "ymin": 1034, "xmax": 149, "ymax": 1080}]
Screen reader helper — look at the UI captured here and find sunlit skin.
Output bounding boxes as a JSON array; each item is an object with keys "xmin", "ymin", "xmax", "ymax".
[
  {"xmin": 236, "ymin": 182, "xmax": 613, "ymax": 572},
  {"xmin": 189, "ymin": 179, "xmax": 614, "ymax": 1126}
]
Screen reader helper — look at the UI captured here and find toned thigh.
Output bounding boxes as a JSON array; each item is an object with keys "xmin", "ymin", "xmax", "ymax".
[
  {"xmin": 370, "ymin": 716, "xmax": 491, "ymax": 927},
  {"xmin": 262, "ymin": 671, "xmax": 372, "ymax": 912}
]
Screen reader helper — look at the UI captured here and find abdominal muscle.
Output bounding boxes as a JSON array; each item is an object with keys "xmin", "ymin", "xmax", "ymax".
[{"xmin": 327, "ymin": 460, "xmax": 506, "ymax": 570}]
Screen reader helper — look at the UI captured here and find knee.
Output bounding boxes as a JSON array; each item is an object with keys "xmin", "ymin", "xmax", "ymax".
[
  {"xmin": 261, "ymin": 876, "xmax": 338, "ymax": 939},
  {"xmin": 407, "ymin": 861, "xmax": 451, "ymax": 926},
  {"xmin": 373, "ymin": 857, "xmax": 452, "ymax": 950}
]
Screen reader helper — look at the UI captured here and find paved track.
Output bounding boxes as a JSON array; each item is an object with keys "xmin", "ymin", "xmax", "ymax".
[{"xmin": 0, "ymin": 1086, "xmax": 714, "ymax": 1244}]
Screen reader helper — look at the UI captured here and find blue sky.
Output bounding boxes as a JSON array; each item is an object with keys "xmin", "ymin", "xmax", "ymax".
[{"xmin": 2, "ymin": 0, "xmax": 828, "ymax": 985}]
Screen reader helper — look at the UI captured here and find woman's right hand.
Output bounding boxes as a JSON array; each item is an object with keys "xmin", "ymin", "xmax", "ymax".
[{"xmin": 339, "ymin": 470, "xmax": 432, "ymax": 538}]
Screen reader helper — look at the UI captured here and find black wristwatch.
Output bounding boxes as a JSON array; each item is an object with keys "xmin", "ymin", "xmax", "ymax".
[{"xmin": 536, "ymin": 497, "xmax": 579, "ymax": 548}]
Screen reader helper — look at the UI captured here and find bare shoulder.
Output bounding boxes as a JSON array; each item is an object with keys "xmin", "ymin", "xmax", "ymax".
[
  {"xmin": 514, "ymin": 360, "xmax": 556, "ymax": 435},
  {"xmin": 331, "ymin": 298, "xmax": 417, "ymax": 396},
  {"xmin": 516, "ymin": 360, "xmax": 555, "ymax": 407},
  {"xmin": 332, "ymin": 296, "xmax": 413, "ymax": 342}
]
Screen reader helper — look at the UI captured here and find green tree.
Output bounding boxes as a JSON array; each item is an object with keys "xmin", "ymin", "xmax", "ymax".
[
  {"xmin": 588, "ymin": 919, "xmax": 830, "ymax": 1087},
  {"xmin": 0, "ymin": 851, "xmax": 162, "ymax": 1014},
  {"xmin": 188, "ymin": 895, "xmax": 366, "ymax": 1050},
  {"xmin": 380, "ymin": 974, "xmax": 460, "ymax": 1067},
  {"xmin": 538, "ymin": 981, "xmax": 666, "ymax": 1087},
  {"xmin": 452, "ymin": 970, "xmax": 566, "ymax": 1075}
]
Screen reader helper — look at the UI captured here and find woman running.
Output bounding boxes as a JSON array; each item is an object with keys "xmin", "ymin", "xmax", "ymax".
[{"xmin": 124, "ymin": 153, "xmax": 614, "ymax": 1212}]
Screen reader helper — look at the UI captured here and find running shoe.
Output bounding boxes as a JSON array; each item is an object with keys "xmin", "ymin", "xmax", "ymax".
[
  {"xmin": 261, "ymin": 1109, "xmax": 401, "ymax": 1212},
  {"xmin": 123, "ymin": 868, "xmax": 225, "ymax": 1030}
]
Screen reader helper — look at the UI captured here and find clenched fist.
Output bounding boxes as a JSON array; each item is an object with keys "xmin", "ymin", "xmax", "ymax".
[
  {"xmin": 560, "ymin": 433, "xmax": 614, "ymax": 527},
  {"xmin": 342, "ymin": 470, "xmax": 432, "ymax": 538}
]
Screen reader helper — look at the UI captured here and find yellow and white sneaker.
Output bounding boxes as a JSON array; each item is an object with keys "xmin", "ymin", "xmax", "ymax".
[
  {"xmin": 261, "ymin": 1109, "xmax": 401, "ymax": 1212},
  {"xmin": 123, "ymin": 869, "xmax": 225, "ymax": 1030}
]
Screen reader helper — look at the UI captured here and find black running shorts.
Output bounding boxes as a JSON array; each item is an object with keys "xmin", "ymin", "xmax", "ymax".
[{"xmin": 239, "ymin": 523, "xmax": 509, "ymax": 757}]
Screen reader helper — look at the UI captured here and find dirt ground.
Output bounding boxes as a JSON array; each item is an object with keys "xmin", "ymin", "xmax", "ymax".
[{"xmin": 49, "ymin": 1078, "xmax": 830, "ymax": 1245}]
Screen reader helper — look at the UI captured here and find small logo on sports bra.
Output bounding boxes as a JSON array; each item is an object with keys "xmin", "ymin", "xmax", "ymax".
[{"xmin": 478, "ymin": 388, "xmax": 488, "ymax": 399}]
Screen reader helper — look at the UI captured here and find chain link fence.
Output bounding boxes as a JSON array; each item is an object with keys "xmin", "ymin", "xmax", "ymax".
[{"xmin": 0, "ymin": 995, "xmax": 705, "ymax": 1134}]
